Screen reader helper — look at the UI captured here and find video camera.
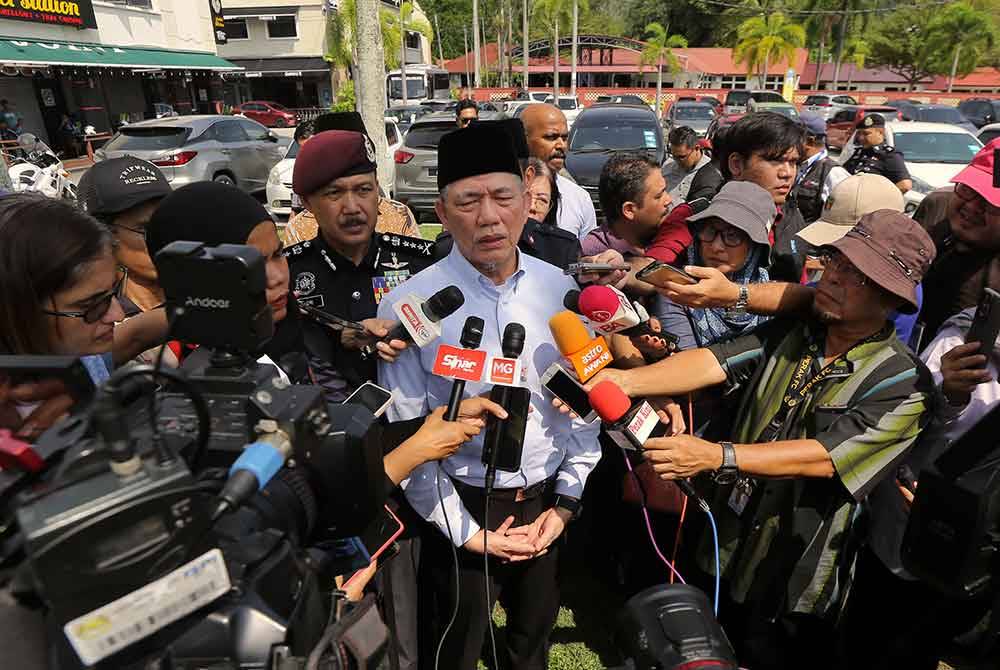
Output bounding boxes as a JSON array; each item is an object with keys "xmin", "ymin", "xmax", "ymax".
[{"xmin": 0, "ymin": 242, "xmax": 389, "ymax": 669}]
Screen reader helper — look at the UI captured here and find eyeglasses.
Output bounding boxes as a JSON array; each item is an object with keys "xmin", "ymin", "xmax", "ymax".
[
  {"xmin": 697, "ymin": 225, "xmax": 747, "ymax": 247},
  {"xmin": 670, "ymin": 149, "xmax": 695, "ymax": 162},
  {"xmin": 42, "ymin": 273, "xmax": 125, "ymax": 324},
  {"xmin": 819, "ymin": 250, "xmax": 868, "ymax": 286},
  {"xmin": 954, "ymin": 182, "xmax": 1000, "ymax": 216},
  {"xmin": 108, "ymin": 222, "xmax": 147, "ymax": 245}
]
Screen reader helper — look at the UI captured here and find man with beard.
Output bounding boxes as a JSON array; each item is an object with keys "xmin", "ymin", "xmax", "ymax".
[
  {"xmin": 522, "ymin": 103, "xmax": 597, "ymax": 241},
  {"xmin": 585, "ymin": 210, "xmax": 936, "ymax": 669},
  {"xmin": 285, "ymin": 129, "xmax": 435, "ymax": 402},
  {"xmin": 913, "ymin": 139, "xmax": 1000, "ymax": 344}
]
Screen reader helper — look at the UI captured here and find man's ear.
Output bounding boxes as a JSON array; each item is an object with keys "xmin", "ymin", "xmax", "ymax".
[
  {"xmin": 728, "ymin": 153, "xmax": 744, "ymax": 179},
  {"xmin": 434, "ymin": 198, "xmax": 449, "ymax": 232},
  {"xmin": 622, "ymin": 200, "xmax": 638, "ymax": 223}
]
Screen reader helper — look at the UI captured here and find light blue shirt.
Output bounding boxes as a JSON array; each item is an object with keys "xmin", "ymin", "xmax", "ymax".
[{"xmin": 377, "ymin": 246, "xmax": 601, "ymax": 546}]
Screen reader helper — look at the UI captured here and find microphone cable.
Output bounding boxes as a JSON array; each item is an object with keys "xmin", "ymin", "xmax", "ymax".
[
  {"xmin": 434, "ymin": 462, "xmax": 461, "ymax": 670},
  {"xmin": 483, "ymin": 493, "xmax": 501, "ymax": 670}
]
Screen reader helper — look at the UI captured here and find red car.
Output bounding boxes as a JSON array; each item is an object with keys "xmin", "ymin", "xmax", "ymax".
[
  {"xmin": 825, "ymin": 105, "xmax": 902, "ymax": 150},
  {"xmin": 235, "ymin": 101, "xmax": 298, "ymax": 128}
]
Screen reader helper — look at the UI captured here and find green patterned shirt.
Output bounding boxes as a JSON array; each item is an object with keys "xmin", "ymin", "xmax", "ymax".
[{"xmin": 697, "ymin": 318, "xmax": 933, "ymax": 620}]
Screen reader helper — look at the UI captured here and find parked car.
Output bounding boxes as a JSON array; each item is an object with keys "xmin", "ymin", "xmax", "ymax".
[
  {"xmin": 385, "ymin": 105, "xmax": 431, "ymax": 134},
  {"xmin": 826, "ymin": 105, "xmax": 902, "ymax": 150},
  {"xmin": 420, "ymin": 99, "xmax": 456, "ymax": 113},
  {"xmin": 698, "ymin": 96, "xmax": 723, "ymax": 115},
  {"xmin": 664, "ymin": 101, "xmax": 716, "ymax": 137},
  {"xmin": 749, "ymin": 101, "xmax": 800, "ymax": 120},
  {"xmin": 543, "ymin": 95, "xmax": 582, "ymax": 126},
  {"xmin": 706, "ymin": 112, "xmax": 744, "ymax": 142},
  {"xmin": 234, "ymin": 101, "xmax": 298, "ymax": 128},
  {"xmin": 564, "ymin": 103, "xmax": 665, "ymax": 217},
  {"xmin": 511, "ymin": 90, "xmax": 552, "ymax": 103},
  {"xmin": 802, "ymin": 93, "xmax": 859, "ymax": 121},
  {"xmin": 393, "ymin": 114, "xmax": 459, "ymax": 219},
  {"xmin": 266, "ymin": 120, "xmax": 404, "ymax": 217},
  {"xmin": 978, "ymin": 122, "xmax": 1000, "ymax": 146},
  {"xmin": 958, "ymin": 97, "xmax": 1000, "ymax": 128},
  {"xmin": 724, "ymin": 89, "xmax": 785, "ymax": 114},
  {"xmin": 95, "ymin": 115, "xmax": 285, "ymax": 193},
  {"xmin": 839, "ymin": 121, "xmax": 982, "ymax": 211},
  {"xmin": 152, "ymin": 102, "xmax": 178, "ymax": 119},
  {"xmin": 886, "ymin": 101, "xmax": 977, "ymax": 134}
]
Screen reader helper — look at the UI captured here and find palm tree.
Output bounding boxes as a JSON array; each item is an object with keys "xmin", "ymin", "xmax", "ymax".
[
  {"xmin": 355, "ymin": 0, "xmax": 389, "ymax": 186},
  {"xmin": 533, "ymin": 0, "xmax": 573, "ymax": 100},
  {"xmin": 927, "ymin": 2, "xmax": 996, "ymax": 92},
  {"xmin": 733, "ymin": 12, "xmax": 806, "ymax": 90},
  {"xmin": 641, "ymin": 23, "xmax": 687, "ymax": 119}
]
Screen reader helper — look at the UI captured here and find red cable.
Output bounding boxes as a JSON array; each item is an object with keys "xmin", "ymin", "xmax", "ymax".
[{"xmin": 669, "ymin": 393, "xmax": 696, "ymax": 582}]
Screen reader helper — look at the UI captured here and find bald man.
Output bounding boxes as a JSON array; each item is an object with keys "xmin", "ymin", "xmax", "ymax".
[{"xmin": 522, "ymin": 103, "xmax": 597, "ymax": 241}]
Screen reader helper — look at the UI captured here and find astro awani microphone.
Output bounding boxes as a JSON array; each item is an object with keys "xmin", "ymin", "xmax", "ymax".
[{"xmin": 548, "ymin": 310, "xmax": 613, "ymax": 383}]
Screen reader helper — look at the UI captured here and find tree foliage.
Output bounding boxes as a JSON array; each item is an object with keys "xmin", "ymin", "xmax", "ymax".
[{"xmin": 733, "ymin": 12, "xmax": 806, "ymax": 77}]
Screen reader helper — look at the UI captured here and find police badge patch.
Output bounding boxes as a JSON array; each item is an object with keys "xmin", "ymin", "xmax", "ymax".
[
  {"xmin": 295, "ymin": 272, "xmax": 317, "ymax": 295},
  {"xmin": 364, "ymin": 136, "xmax": 377, "ymax": 164}
]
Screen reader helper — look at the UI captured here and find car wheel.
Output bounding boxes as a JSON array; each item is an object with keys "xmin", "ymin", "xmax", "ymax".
[
  {"xmin": 213, "ymin": 173, "xmax": 236, "ymax": 187},
  {"xmin": 275, "ymin": 117, "xmax": 287, "ymax": 128}
]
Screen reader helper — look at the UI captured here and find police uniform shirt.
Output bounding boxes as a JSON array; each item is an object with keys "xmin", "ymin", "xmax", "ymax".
[
  {"xmin": 843, "ymin": 143, "xmax": 910, "ymax": 184},
  {"xmin": 286, "ymin": 231, "xmax": 435, "ymax": 401}
]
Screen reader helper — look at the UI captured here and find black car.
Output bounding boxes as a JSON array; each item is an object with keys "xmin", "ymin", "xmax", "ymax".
[
  {"xmin": 958, "ymin": 98, "xmax": 1000, "ymax": 128},
  {"xmin": 886, "ymin": 101, "xmax": 977, "ymax": 133},
  {"xmin": 564, "ymin": 103, "xmax": 665, "ymax": 218}
]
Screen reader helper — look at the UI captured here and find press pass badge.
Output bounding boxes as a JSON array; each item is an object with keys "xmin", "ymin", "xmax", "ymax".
[
  {"xmin": 63, "ymin": 548, "xmax": 232, "ymax": 666},
  {"xmin": 728, "ymin": 478, "xmax": 755, "ymax": 517}
]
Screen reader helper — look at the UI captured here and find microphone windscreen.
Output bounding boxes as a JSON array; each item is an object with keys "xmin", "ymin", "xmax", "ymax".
[
  {"xmin": 563, "ymin": 289, "xmax": 581, "ymax": 313},
  {"xmin": 588, "ymin": 380, "xmax": 631, "ymax": 423},
  {"xmin": 549, "ymin": 310, "xmax": 591, "ymax": 356},
  {"xmin": 425, "ymin": 285, "xmax": 465, "ymax": 322},
  {"xmin": 460, "ymin": 315, "xmax": 485, "ymax": 349},
  {"xmin": 578, "ymin": 285, "xmax": 621, "ymax": 322},
  {"xmin": 501, "ymin": 322, "xmax": 526, "ymax": 357}
]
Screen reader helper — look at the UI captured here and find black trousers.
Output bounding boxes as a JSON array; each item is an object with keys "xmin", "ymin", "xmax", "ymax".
[{"xmin": 423, "ymin": 482, "xmax": 561, "ymax": 670}]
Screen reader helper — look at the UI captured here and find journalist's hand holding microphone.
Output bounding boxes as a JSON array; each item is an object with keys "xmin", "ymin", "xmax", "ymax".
[
  {"xmin": 340, "ymin": 317, "xmax": 409, "ymax": 363},
  {"xmin": 643, "ymin": 433, "xmax": 722, "ymax": 480}
]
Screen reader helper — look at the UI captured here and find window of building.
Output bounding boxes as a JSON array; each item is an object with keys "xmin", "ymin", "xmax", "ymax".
[
  {"xmin": 719, "ymin": 75, "xmax": 747, "ymax": 89},
  {"xmin": 405, "ymin": 30, "xmax": 420, "ymax": 49},
  {"xmin": 224, "ymin": 18, "xmax": 250, "ymax": 40},
  {"xmin": 266, "ymin": 16, "xmax": 298, "ymax": 39}
]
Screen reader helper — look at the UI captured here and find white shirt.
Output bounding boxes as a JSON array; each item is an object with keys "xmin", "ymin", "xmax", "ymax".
[
  {"xmin": 377, "ymin": 246, "xmax": 601, "ymax": 546},
  {"xmin": 555, "ymin": 173, "xmax": 598, "ymax": 241}
]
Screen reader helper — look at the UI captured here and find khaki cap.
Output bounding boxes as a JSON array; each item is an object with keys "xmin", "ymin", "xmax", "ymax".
[{"xmin": 797, "ymin": 173, "xmax": 904, "ymax": 248}]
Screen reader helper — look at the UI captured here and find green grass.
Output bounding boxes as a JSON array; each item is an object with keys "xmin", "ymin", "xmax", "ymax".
[
  {"xmin": 419, "ymin": 222, "xmax": 442, "ymax": 240},
  {"xmin": 476, "ymin": 605, "xmax": 605, "ymax": 670}
]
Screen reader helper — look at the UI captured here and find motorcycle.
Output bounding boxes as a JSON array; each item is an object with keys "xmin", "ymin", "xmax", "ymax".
[{"xmin": 5, "ymin": 133, "xmax": 78, "ymax": 202}]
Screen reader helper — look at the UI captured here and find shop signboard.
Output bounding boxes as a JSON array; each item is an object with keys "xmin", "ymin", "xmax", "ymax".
[
  {"xmin": 210, "ymin": 0, "xmax": 226, "ymax": 45},
  {"xmin": 0, "ymin": 0, "xmax": 98, "ymax": 30}
]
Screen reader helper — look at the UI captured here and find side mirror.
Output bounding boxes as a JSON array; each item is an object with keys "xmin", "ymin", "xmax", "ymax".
[
  {"xmin": 987, "ymin": 114, "xmax": 996, "ymax": 125},
  {"xmin": 267, "ymin": 130, "xmax": 279, "ymax": 142}
]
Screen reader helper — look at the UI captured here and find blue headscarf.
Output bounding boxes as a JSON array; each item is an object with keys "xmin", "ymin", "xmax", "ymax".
[{"xmin": 685, "ymin": 232, "xmax": 771, "ymax": 347}]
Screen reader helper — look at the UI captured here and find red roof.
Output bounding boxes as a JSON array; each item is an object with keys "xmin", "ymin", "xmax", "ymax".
[
  {"xmin": 443, "ymin": 43, "xmax": 808, "ymax": 77},
  {"xmin": 929, "ymin": 66, "xmax": 1000, "ymax": 89}
]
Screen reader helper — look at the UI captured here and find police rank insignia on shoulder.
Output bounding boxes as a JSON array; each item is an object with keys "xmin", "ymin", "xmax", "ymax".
[
  {"xmin": 372, "ymin": 270, "xmax": 411, "ymax": 304},
  {"xmin": 284, "ymin": 239, "xmax": 312, "ymax": 257},
  {"xmin": 380, "ymin": 233, "xmax": 434, "ymax": 257}
]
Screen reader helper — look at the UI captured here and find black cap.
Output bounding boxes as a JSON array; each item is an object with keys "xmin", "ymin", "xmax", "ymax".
[
  {"xmin": 313, "ymin": 111, "xmax": 368, "ymax": 136},
  {"xmin": 78, "ymin": 157, "xmax": 171, "ymax": 218},
  {"xmin": 437, "ymin": 124, "xmax": 521, "ymax": 191},
  {"xmin": 478, "ymin": 118, "xmax": 529, "ymax": 160},
  {"xmin": 857, "ymin": 114, "xmax": 886, "ymax": 129}
]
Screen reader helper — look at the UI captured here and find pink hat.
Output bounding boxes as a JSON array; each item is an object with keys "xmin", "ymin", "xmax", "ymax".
[{"xmin": 952, "ymin": 138, "xmax": 1000, "ymax": 208}]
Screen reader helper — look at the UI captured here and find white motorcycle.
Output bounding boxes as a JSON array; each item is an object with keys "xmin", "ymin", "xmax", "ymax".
[{"xmin": 6, "ymin": 133, "xmax": 78, "ymax": 202}]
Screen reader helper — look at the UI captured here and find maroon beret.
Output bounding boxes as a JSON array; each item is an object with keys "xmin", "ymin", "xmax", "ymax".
[{"xmin": 292, "ymin": 129, "xmax": 377, "ymax": 197}]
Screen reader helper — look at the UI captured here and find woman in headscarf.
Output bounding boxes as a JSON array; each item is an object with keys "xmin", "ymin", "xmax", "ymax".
[{"xmin": 652, "ymin": 181, "xmax": 777, "ymax": 350}]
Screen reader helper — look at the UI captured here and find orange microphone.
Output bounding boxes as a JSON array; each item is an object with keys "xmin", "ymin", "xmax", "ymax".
[{"xmin": 548, "ymin": 310, "xmax": 613, "ymax": 383}]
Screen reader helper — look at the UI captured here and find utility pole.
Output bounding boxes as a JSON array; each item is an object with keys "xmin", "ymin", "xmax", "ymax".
[
  {"xmin": 400, "ymin": 4, "xmax": 408, "ymax": 104},
  {"xmin": 948, "ymin": 44, "xmax": 962, "ymax": 93},
  {"xmin": 472, "ymin": 0, "xmax": 481, "ymax": 88},
  {"xmin": 435, "ymin": 13, "xmax": 444, "ymax": 64},
  {"xmin": 522, "ymin": 0, "xmax": 528, "ymax": 91},
  {"xmin": 570, "ymin": 0, "xmax": 578, "ymax": 97},
  {"xmin": 464, "ymin": 25, "xmax": 471, "ymax": 90}
]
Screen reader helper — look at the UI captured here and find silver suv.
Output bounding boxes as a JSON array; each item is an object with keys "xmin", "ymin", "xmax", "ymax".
[
  {"xmin": 393, "ymin": 115, "xmax": 458, "ymax": 219},
  {"xmin": 803, "ymin": 93, "xmax": 859, "ymax": 121},
  {"xmin": 95, "ymin": 115, "xmax": 285, "ymax": 193}
]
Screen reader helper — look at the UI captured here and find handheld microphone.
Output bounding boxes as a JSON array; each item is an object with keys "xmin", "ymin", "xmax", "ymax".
[
  {"xmin": 438, "ymin": 316, "xmax": 486, "ymax": 421},
  {"xmin": 576, "ymin": 285, "xmax": 663, "ymax": 340},
  {"xmin": 548, "ymin": 310, "xmax": 613, "ymax": 383},
  {"xmin": 384, "ymin": 285, "xmax": 465, "ymax": 347},
  {"xmin": 588, "ymin": 380, "xmax": 707, "ymax": 510},
  {"xmin": 483, "ymin": 323, "xmax": 528, "ymax": 491}
]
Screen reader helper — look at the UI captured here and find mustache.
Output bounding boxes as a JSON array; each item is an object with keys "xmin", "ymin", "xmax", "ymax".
[
  {"xmin": 340, "ymin": 215, "xmax": 367, "ymax": 227},
  {"xmin": 550, "ymin": 151, "xmax": 565, "ymax": 159}
]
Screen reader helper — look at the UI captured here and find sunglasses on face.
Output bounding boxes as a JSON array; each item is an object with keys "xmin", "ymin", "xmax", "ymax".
[{"xmin": 42, "ymin": 273, "xmax": 125, "ymax": 324}]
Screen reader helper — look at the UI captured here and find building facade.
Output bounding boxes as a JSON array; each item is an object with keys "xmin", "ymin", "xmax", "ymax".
[{"xmin": 0, "ymin": 0, "xmax": 235, "ymax": 147}]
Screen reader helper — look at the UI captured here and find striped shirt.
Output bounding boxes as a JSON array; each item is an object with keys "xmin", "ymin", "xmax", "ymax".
[{"xmin": 696, "ymin": 318, "xmax": 933, "ymax": 619}]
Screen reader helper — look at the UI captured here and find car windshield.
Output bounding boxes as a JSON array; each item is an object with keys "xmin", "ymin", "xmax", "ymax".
[
  {"xmin": 104, "ymin": 127, "xmax": 189, "ymax": 152},
  {"xmin": 726, "ymin": 91, "xmax": 750, "ymax": 105},
  {"xmin": 980, "ymin": 129, "xmax": 1000, "ymax": 145},
  {"xmin": 675, "ymin": 106, "xmax": 714, "ymax": 120},
  {"xmin": 388, "ymin": 76, "xmax": 427, "ymax": 100},
  {"xmin": 269, "ymin": 103, "xmax": 288, "ymax": 111},
  {"xmin": 919, "ymin": 108, "xmax": 967, "ymax": 124},
  {"xmin": 553, "ymin": 98, "xmax": 577, "ymax": 110},
  {"xmin": 893, "ymin": 131, "xmax": 982, "ymax": 164},
  {"xmin": 404, "ymin": 123, "xmax": 455, "ymax": 149},
  {"xmin": 805, "ymin": 96, "xmax": 829, "ymax": 105},
  {"xmin": 766, "ymin": 106, "xmax": 799, "ymax": 119},
  {"xmin": 285, "ymin": 140, "xmax": 300, "ymax": 159},
  {"xmin": 570, "ymin": 121, "xmax": 660, "ymax": 151}
]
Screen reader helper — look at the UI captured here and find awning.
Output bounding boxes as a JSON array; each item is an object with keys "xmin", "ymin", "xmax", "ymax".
[
  {"xmin": 0, "ymin": 37, "xmax": 241, "ymax": 71},
  {"xmin": 224, "ymin": 6, "xmax": 300, "ymax": 18},
  {"xmin": 227, "ymin": 57, "xmax": 328, "ymax": 76}
]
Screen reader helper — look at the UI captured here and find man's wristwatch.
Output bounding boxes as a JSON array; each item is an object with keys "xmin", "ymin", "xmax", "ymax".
[
  {"xmin": 730, "ymin": 284, "xmax": 749, "ymax": 315},
  {"xmin": 714, "ymin": 442, "xmax": 739, "ymax": 484},
  {"xmin": 553, "ymin": 494, "xmax": 581, "ymax": 519}
]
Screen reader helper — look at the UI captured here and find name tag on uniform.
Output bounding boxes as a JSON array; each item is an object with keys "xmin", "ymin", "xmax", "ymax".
[{"xmin": 728, "ymin": 477, "xmax": 755, "ymax": 517}]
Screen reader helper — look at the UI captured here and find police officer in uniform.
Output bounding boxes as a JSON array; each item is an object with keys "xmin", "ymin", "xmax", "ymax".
[
  {"xmin": 285, "ymin": 129, "xmax": 435, "ymax": 403},
  {"xmin": 842, "ymin": 114, "xmax": 912, "ymax": 194},
  {"xmin": 434, "ymin": 118, "xmax": 581, "ymax": 269},
  {"xmin": 787, "ymin": 112, "xmax": 850, "ymax": 224}
]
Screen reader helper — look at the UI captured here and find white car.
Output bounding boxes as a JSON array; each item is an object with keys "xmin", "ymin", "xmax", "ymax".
[
  {"xmin": 977, "ymin": 122, "xmax": 1000, "ymax": 146},
  {"xmin": 266, "ymin": 119, "xmax": 404, "ymax": 218},
  {"xmin": 839, "ymin": 121, "xmax": 983, "ymax": 213},
  {"xmin": 543, "ymin": 95, "xmax": 582, "ymax": 127}
]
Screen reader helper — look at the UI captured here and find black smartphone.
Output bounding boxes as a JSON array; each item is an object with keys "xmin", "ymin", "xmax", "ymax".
[
  {"xmin": 483, "ymin": 386, "xmax": 531, "ymax": 473},
  {"xmin": 298, "ymin": 302, "xmax": 366, "ymax": 331},
  {"xmin": 540, "ymin": 363, "xmax": 597, "ymax": 422},
  {"xmin": 345, "ymin": 504, "xmax": 406, "ymax": 588},
  {"xmin": 564, "ymin": 262, "xmax": 631, "ymax": 276},
  {"xmin": 965, "ymin": 288, "xmax": 1000, "ymax": 366}
]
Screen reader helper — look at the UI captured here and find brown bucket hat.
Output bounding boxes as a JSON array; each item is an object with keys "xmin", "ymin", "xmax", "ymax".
[{"xmin": 827, "ymin": 209, "xmax": 936, "ymax": 313}]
